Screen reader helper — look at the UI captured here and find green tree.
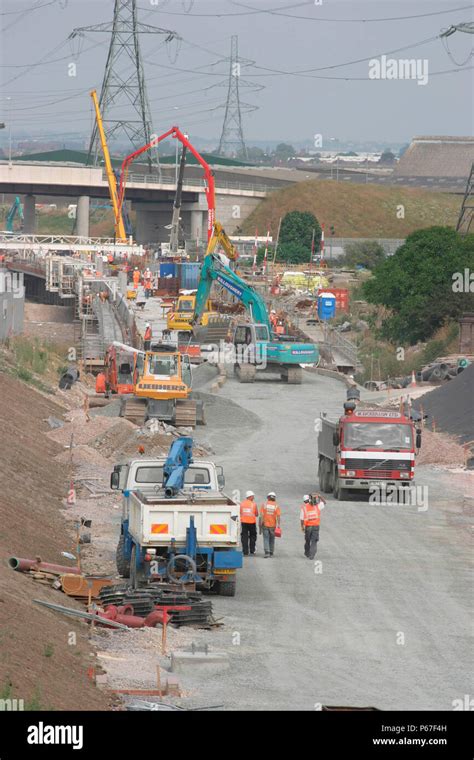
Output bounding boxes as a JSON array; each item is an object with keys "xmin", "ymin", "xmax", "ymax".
[
  {"xmin": 278, "ymin": 211, "xmax": 321, "ymax": 261},
  {"xmin": 277, "ymin": 241, "xmax": 313, "ymax": 264},
  {"xmin": 379, "ymin": 150, "xmax": 396, "ymax": 164},
  {"xmin": 363, "ymin": 226, "xmax": 474, "ymax": 345},
  {"xmin": 273, "ymin": 143, "xmax": 295, "ymax": 161},
  {"xmin": 344, "ymin": 240, "xmax": 385, "ymax": 269}
]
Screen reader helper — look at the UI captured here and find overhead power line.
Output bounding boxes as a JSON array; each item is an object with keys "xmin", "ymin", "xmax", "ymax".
[{"xmin": 229, "ymin": 0, "xmax": 474, "ymax": 24}]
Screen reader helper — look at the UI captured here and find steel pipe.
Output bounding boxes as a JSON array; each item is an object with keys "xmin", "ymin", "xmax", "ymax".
[{"xmin": 8, "ymin": 557, "xmax": 81, "ymax": 575}]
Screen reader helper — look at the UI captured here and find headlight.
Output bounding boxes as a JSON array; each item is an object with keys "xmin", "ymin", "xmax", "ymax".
[
  {"xmin": 400, "ymin": 472, "xmax": 410, "ymax": 478},
  {"xmin": 346, "ymin": 471, "xmax": 355, "ymax": 477}
]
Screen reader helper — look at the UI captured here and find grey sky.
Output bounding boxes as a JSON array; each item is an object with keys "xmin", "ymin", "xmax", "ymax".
[{"xmin": 0, "ymin": 0, "xmax": 473, "ymax": 147}]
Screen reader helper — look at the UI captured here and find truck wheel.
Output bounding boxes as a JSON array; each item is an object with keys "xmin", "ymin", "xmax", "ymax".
[
  {"xmin": 116, "ymin": 534, "xmax": 130, "ymax": 578},
  {"xmin": 319, "ymin": 459, "xmax": 328, "ymax": 493},
  {"xmin": 217, "ymin": 578, "xmax": 236, "ymax": 596},
  {"xmin": 326, "ymin": 462, "xmax": 335, "ymax": 493},
  {"xmin": 319, "ymin": 458, "xmax": 331, "ymax": 493},
  {"xmin": 334, "ymin": 477, "xmax": 348, "ymax": 501}
]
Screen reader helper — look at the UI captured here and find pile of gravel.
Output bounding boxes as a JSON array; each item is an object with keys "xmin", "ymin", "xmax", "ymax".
[{"xmin": 413, "ymin": 363, "xmax": 474, "ymax": 446}]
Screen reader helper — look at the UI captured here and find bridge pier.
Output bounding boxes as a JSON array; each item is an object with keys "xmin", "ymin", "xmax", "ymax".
[
  {"xmin": 76, "ymin": 195, "xmax": 90, "ymax": 237},
  {"xmin": 133, "ymin": 194, "xmax": 261, "ymax": 246},
  {"xmin": 23, "ymin": 194, "xmax": 36, "ymax": 234}
]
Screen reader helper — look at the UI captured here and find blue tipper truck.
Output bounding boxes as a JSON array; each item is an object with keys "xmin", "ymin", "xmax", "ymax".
[{"xmin": 111, "ymin": 437, "xmax": 243, "ymax": 596}]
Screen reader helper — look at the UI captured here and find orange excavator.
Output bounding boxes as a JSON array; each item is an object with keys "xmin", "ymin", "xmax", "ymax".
[{"xmin": 96, "ymin": 345, "xmax": 135, "ymax": 397}]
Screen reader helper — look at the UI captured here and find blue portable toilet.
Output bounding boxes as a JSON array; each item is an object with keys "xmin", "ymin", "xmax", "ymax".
[
  {"xmin": 160, "ymin": 262, "xmax": 177, "ymax": 278},
  {"xmin": 318, "ymin": 291, "xmax": 336, "ymax": 321}
]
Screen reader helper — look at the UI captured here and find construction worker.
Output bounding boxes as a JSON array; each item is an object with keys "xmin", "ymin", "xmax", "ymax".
[
  {"xmin": 132, "ymin": 267, "xmax": 141, "ymax": 289},
  {"xmin": 240, "ymin": 490, "xmax": 258, "ymax": 556},
  {"xmin": 269, "ymin": 309, "xmax": 278, "ymax": 330},
  {"xmin": 300, "ymin": 493, "xmax": 326, "ymax": 560},
  {"xmin": 144, "ymin": 322, "xmax": 152, "ymax": 351},
  {"xmin": 145, "ymin": 278, "xmax": 153, "ymax": 299},
  {"xmin": 259, "ymin": 492, "xmax": 281, "ymax": 558}
]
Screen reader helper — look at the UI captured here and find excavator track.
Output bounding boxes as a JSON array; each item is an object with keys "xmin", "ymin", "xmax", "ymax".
[
  {"xmin": 174, "ymin": 399, "xmax": 197, "ymax": 428},
  {"xmin": 120, "ymin": 397, "xmax": 147, "ymax": 425}
]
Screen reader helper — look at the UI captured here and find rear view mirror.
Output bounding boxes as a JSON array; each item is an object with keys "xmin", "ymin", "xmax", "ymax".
[
  {"xmin": 110, "ymin": 471, "xmax": 120, "ymax": 490},
  {"xmin": 416, "ymin": 430, "xmax": 422, "ymax": 449},
  {"xmin": 333, "ymin": 431, "xmax": 340, "ymax": 447},
  {"xmin": 216, "ymin": 465, "xmax": 225, "ymax": 489}
]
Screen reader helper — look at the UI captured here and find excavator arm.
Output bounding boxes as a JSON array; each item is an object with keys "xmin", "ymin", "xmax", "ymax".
[
  {"xmin": 193, "ymin": 254, "xmax": 272, "ymax": 332},
  {"xmin": 205, "ymin": 221, "xmax": 239, "ymax": 261}
]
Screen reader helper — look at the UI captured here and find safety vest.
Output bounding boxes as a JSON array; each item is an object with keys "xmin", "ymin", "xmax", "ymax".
[
  {"xmin": 240, "ymin": 499, "xmax": 258, "ymax": 524},
  {"xmin": 133, "ymin": 270, "xmax": 140, "ymax": 282},
  {"xmin": 144, "ymin": 327, "xmax": 152, "ymax": 341},
  {"xmin": 302, "ymin": 503, "xmax": 321, "ymax": 527},
  {"xmin": 261, "ymin": 502, "xmax": 280, "ymax": 527}
]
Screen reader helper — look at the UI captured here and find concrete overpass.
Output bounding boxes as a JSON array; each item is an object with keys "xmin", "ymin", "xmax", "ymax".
[{"xmin": 0, "ymin": 161, "xmax": 274, "ymax": 243}]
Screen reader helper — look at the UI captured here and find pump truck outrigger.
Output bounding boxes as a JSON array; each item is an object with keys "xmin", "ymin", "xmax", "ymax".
[
  {"xmin": 111, "ymin": 437, "xmax": 243, "ymax": 595},
  {"xmin": 317, "ymin": 391, "xmax": 422, "ymax": 500}
]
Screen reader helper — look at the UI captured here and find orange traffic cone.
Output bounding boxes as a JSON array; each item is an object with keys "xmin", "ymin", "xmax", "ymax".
[{"xmin": 410, "ymin": 371, "xmax": 417, "ymax": 388}]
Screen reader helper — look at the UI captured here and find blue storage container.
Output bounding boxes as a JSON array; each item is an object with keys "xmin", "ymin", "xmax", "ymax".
[
  {"xmin": 160, "ymin": 262, "xmax": 177, "ymax": 278},
  {"xmin": 318, "ymin": 292, "xmax": 336, "ymax": 321},
  {"xmin": 180, "ymin": 262, "xmax": 201, "ymax": 290}
]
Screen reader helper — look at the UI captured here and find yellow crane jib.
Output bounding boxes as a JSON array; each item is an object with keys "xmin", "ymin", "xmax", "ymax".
[{"xmin": 90, "ymin": 90, "xmax": 127, "ymax": 242}]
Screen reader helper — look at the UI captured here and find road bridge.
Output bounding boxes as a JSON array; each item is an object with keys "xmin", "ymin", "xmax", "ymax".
[{"xmin": 0, "ymin": 161, "xmax": 272, "ymax": 243}]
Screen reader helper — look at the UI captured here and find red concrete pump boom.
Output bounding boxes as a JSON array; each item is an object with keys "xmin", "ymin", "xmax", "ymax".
[{"xmin": 117, "ymin": 127, "xmax": 216, "ymax": 241}]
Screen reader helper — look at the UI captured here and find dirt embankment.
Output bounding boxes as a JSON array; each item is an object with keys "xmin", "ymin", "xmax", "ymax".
[{"xmin": 0, "ymin": 372, "xmax": 111, "ymax": 710}]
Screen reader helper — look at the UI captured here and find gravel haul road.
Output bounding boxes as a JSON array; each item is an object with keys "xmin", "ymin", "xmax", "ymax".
[{"xmin": 189, "ymin": 368, "xmax": 473, "ymax": 711}]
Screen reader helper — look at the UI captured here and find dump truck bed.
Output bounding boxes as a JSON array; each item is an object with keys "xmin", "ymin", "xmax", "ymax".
[{"xmin": 128, "ymin": 490, "xmax": 240, "ymax": 547}]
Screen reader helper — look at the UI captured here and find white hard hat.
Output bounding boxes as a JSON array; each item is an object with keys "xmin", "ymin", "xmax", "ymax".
[
  {"xmin": 303, "ymin": 494, "xmax": 310, "ymax": 502},
  {"xmin": 267, "ymin": 491, "xmax": 276, "ymax": 498},
  {"xmin": 271, "ymin": 309, "xmax": 276, "ymax": 313},
  {"xmin": 134, "ymin": 266, "xmax": 138, "ymax": 270},
  {"xmin": 145, "ymin": 322, "xmax": 150, "ymax": 327},
  {"xmin": 245, "ymin": 490, "xmax": 255, "ymax": 498}
]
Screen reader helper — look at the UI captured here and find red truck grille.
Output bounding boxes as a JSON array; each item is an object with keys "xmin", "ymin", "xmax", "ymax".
[
  {"xmin": 359, "ymin": 469, "xmax": 394, "ymax": 479},
  {"xmin": 344, "ymin": 458, "xmax": 412, "ymax": 471}
]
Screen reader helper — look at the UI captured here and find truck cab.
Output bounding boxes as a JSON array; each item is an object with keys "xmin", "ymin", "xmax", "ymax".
[
  {"xmin": 111, "ymin": 457, "xmax": 225, "ymax": 496},
  {"xmin": 318, "ymin": 402, "xmax": 421, "ymax": 500}
]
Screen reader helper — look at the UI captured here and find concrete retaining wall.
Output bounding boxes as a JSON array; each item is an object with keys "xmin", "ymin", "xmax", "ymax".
[{"xmin": 0, "ymin": 288, "xmax": 24, "ymax": 340}]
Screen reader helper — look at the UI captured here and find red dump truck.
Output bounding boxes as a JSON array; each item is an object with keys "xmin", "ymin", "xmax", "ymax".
[{"xmin": 318, "ymin": 400, "xmax": 421, "ymax": 500}]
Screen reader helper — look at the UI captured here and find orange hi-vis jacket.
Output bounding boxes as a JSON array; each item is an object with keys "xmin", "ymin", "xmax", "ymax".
[
  {"xmin": 240, "ymin": 499, "xmax": 258, "ymax": 524},
  {"xmin": 133, "ymin": 270, "xmax": 141, "ymax": 284},
  {"xmin": 144, "ymin": 326, "xmax": 152, "ymax": 341},
  {"xmin": 302, "ymin": 503, "xmax": 321, "ymax": 527},
  {"xmin": 260, "ymin": 502, "xmax": 281, "ymax": 528}
]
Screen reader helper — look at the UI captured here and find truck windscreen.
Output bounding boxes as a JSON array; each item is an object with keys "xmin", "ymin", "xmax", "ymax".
[
  {"xmin": 135, "ymin": 466, "xmax": 211, "ymax": 485},
  {"xmin": 344, "ymin": 423, "xmax": 413, "ymax": 450}
]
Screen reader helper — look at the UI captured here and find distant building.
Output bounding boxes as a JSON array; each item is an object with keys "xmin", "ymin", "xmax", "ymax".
[{"xmin": 394, "ymin": 136, "xmax": 474, "ymax": 179}]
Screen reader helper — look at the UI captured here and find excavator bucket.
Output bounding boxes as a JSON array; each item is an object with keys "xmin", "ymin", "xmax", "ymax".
[{"xmin": 193, "ymin": 315, "xmax": 231, "ymax": 343}]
